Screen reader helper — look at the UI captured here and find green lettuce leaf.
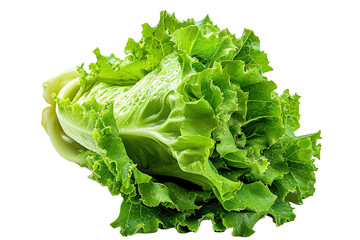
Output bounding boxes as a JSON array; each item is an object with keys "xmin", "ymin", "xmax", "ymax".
[
  {"xmin": 111, "ymin": 195, "xmax": 193, "ymax": 236},
  {"xmin": 270, "ymin": 131, "xmax": 321, "ymax": 203},
  {"xmin": 268, "ymin": 199, "xmax": 296, "ymax": 226},
  {"xmin": 222, "ymin": 211, "xmax": 267, "ymax": 237},
  {"xmin": 234, "ymin": 29, "xmax": 273, "ymax": 73}
]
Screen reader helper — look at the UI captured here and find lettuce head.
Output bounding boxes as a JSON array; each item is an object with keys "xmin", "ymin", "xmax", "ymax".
[{"xmin": 42, "ymin": 11, "xmax": 321, "ymax": 237}]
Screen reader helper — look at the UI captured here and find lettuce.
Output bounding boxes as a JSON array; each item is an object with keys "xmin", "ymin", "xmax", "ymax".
[{"xmin": 42, "ymin": 11, "xmax": 321, "ymax": 237}]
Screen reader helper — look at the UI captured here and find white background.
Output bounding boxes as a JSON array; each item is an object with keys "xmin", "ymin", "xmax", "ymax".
[{"xmin": 1, "ymin": 0, "xmax": 359, "ymax": 239}]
